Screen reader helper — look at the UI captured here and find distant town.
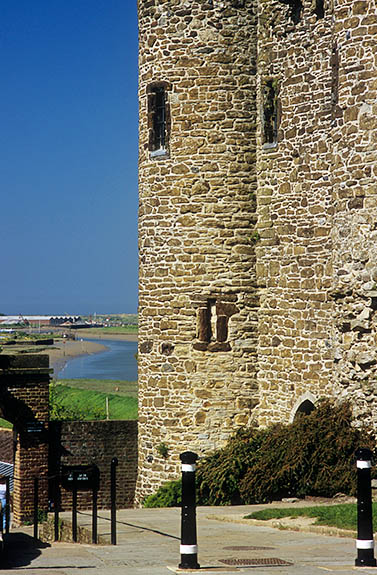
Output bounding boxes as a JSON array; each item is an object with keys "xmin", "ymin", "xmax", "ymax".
[
  {"xmin": 0, "ymin": 313, "xmax": 138, "ymax": 344},
  {"xmin": 0, "ymin": 313, "xmax": 137, "ymax": 330}
]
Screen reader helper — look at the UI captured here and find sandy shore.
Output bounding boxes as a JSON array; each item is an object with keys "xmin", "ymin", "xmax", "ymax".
[
  {"xmin": 2, "ymin": 331, "xmax": 138, "ymax": 377},
  {"xmin": 48, "ymin": 333, "xmax": 138, "ymax": 376},
  {"xmin": 47, "ymin": 340, "xmax": 108, "ymax": 377}
]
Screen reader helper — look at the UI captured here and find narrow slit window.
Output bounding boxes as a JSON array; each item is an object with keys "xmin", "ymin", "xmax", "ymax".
[
  {"xmin": 314, "ymin": 0, "xmax": 324, "ymax": 19},
  {"xmin": 262, "ymin": 79, "xmax": 279, "ymax": 145},
  {"xmin": 197, "ymin": 302, "xmax": 212, "ymax": 343},
  {"xmin": 147, "ymin": 83, "xmax": 170, "ymax": 156},
  {"xmin": 153, "ymin": 87, "xmax": 166, "ymax": 150}
]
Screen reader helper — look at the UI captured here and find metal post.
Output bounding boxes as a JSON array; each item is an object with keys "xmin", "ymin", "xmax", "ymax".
[
  {"xmin": 33, "ymin": 477, "xmax": 39, "ymax": 540},
  {"xmin": 92, "ymin": 487, "xmax": 98, "ymax": 544},
  {"xmin": 92, "ymin": 464, "xmax": 99, "ymax": 545},
  {"xmin": 355, "ymin": 447, "xmax": 376, "ymax": 567},
  {"xmin": 179, "ymin": 451, "xmax": 200, "ymax": 570},
  {"xmin": 54, "ymin": 476, "xmax": 60, "ymax": 542},
  {"xmin": 111, "ymin": 457, "xmax": 118, "ymax": 545},
  {"xmin": 72, "ymin": 487, "xmax": 77, "ymax": 543},
  {"xmin": 5, "ymin": 477, "xmax": 10, "ymax": 534}
]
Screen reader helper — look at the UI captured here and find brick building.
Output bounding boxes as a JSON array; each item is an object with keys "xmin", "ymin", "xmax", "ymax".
[{"xmin": 137, "ymin": 0, "xmax": 377, "ymax": 500}]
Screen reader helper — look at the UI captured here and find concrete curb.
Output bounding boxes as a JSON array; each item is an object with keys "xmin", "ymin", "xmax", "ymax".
[{"xmin": 206, "ymin": 513, "xmax": 357, "ymax": 539}]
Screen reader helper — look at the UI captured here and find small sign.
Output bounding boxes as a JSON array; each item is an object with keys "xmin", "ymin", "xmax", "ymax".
[
  {"xmin": 25, "ymin": 421, "xmax": 45, "ymax": 434},
  {"xmin": 61, "ymin": 465, "xmax": 99, "ymax": 491}
]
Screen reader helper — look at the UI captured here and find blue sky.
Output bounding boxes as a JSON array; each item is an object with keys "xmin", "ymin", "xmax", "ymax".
[{"xmin": 0, "ymin": 1, "xmax": 139, "ymax": 315}]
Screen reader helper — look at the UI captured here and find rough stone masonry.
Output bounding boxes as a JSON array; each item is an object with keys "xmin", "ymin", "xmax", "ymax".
[{"xmin": 137, "ymin": 0, "xmax": 377, "ymax": 500}]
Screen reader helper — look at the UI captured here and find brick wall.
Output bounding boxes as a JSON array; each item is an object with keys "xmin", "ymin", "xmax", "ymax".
[
  {"xmin": 0, "ymin": 355, "xmax": 50, "ymax": 524},
  {"xmin": 0, "ymin": 429, "xmax": 13, "ymax": 464},
  {"xmin": 49, "ymin": 420, "xmax": 138, "ymax": 510}
]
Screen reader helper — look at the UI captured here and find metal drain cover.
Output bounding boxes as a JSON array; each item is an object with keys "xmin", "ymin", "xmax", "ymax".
[
  {"xmin": 220, "ymin": 558, "xmax": 293, "ymax": 567},
  {"xmin": 223, "ymin": 546, "xmax": 275, "ymax": 551}
]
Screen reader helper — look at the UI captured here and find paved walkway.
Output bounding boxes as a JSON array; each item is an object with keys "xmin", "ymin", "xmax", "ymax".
[{"xmin": 1, "ymin": 505, "xmax": 376, "ymax": 574}]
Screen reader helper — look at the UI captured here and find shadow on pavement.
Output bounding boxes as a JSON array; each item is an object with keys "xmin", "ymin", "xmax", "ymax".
[
  {"xmin": 1, "ymin": 532, "xmax": 48, "ymax": 569},
  {"xmin": 93, "ymin": 511, "xmax": 180, "ymax": 540}
]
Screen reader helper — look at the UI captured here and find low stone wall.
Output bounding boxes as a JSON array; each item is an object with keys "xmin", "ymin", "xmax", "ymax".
[{"xmin": 49, "ymin": 420, "xmax": 138, "ymax": 510}]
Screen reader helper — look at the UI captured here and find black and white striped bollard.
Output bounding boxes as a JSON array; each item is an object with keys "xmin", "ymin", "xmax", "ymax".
[
  {"xmin": 355, "ymin": 447, "xmax": 376, "ymax": 567},
  {"xmin": 179, "ymin": 451, "xmax": 200, "ymax": 570}
]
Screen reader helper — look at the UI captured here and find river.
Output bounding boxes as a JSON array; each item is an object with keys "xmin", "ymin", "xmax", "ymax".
[{"xmin": 57, "ymin": 338, "xmax": 138, "ymax": 381}]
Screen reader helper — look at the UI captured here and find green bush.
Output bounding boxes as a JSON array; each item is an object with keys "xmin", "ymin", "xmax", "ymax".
[
  {"xmin": 196, "ymin": 427, "xmax": 268, "ymax": 505},
  {"xmin": 198, "ymin": 400, "xmax": 375, "ymax": 505},
  {"xmin": 49, "ymin": 382, "xmax": 86, "ymax": 421},
  {"xmin": 143, "ymin": 479, "xmax": 182, "ymax": 508},
  {"xmin": 143, "ymin": 400, "xmax": 376, "ymax": 508}
]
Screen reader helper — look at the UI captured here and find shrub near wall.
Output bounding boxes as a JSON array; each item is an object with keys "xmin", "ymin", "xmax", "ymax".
[
  {"xmin": 198, "ymin": 401, "xmax": 376, "ymax": 505},
  {"xmin": 144, "ymin": 401, "xmax": 376, "ymax": 507}
]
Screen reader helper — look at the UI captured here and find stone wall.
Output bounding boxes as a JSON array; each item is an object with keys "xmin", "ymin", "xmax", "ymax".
[
  {"xmin": 137, "ymin": 0, "xmax": 259, "ymax": 500},
  {"xmin": 137, "ymin": 0, "xmax": 377, "ymax": 501},
  {"xmin": 331, "ymin": 0, "xmax": 377, "ymax": 426},
  {"xmin": 255, "ymin": 0, "xmax": 377, "ymax": 427},
  {"xmin": 255, "ymin": 0, "xmax": 335, "ymax": 424},
  {"xmin": 49, "ymin": 420, "xmax": 138, "ymax": 510}
]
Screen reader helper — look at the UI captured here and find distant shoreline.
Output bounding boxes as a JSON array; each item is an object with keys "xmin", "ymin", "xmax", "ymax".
[
  {"xmin": 49, "ymin": 333, "xmax": 138, "ymax": 376},
  {"xmin": 47, "ymin": 340, "xmax": 108, "ymax": 376}
]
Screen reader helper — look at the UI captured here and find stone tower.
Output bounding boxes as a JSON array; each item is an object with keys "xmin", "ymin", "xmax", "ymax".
[
  {"xmin": 254, "ymin": 0, "xmax": 377, "ymax": 427},
  {"xmin": 137, "ymin": 0, "xmax": 377, "ymax": 501},
  {"xmin": 137, "ymin": 0, "xmax": 259, "ymax": 499}
]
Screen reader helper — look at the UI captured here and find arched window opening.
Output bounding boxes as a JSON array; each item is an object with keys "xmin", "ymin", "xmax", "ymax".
[{"xmin": 294, "ymin": 399, "xmax": 316, "ymax": 418}]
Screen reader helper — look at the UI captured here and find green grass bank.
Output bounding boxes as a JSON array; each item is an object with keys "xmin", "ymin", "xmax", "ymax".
[{"xmin": 245, "ymin": 503, "xmax": 373, "ymax": 532}]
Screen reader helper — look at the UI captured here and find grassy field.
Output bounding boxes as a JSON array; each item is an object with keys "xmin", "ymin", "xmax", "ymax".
[
  {"xmin": 57, "ymin": 378, "xmax": 138, "ymax": 398},
  {"xmin": 52, "ymin": 382, "xmax": 138, "ymax": 420},
  {"xmin": 0, "ymin": 378, "xmax": 138, "ymax": 428},
  {"xmin": 0, "ymin": 418, "xmax": 12, "ymax": 429},
  {"xmin": 74, "ymin": 326, "xmax": 138, "ymax": 336},
  {"xmin": 245, "ymin": 504, "xmax": 366, "ymax": 531}
]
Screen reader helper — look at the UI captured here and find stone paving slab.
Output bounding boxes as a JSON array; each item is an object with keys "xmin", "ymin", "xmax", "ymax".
[{"xmin": 1, "ymin": 505, "xmax": 377, "ymax": 574}]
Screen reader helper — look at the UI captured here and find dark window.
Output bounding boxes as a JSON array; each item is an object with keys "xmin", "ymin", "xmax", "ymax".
[
  {"xmin": 331, "ymin": 43, "xmax": 339, "ymax": 109},
  {"xmin": 147, "ymin": 83, "xmax": 170, "ymax": 155},
  {"xmin": 194, "ymin": 298, "xmax": 238, "ymax": 352},
  {"xmin": 314, "ymin": 0, "xmax": 324, "ymax": 19},
  {"xmin": 152, "ymin": 87, "xmax": 166, "ymax": 150},
  {"xmin": 278, "ymin": 0, "xmax": 303, "ymax": 24},
  {"xmin": 197, "ymin": 301, "xmax": 213, "ymax": 343},
  {"xmin": 262, "ymin": 79, "xmax": 280, "ymax": 145},
  {"xmin": 294, "ymin": 400, "xmax": 316, "ymax": 418}
]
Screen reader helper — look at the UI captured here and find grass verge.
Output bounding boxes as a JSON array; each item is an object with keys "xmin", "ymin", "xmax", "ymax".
[
  {"xmin": 52, "ymin": 383, "xmax": 138, "ymax": 420},
  {"xmin": 244, "ymin": 503, "xmax": 369, "ymax": 531},
  {"xmin": 0, "ymin": 418, "xmax": 12, "ymax": 429}
]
